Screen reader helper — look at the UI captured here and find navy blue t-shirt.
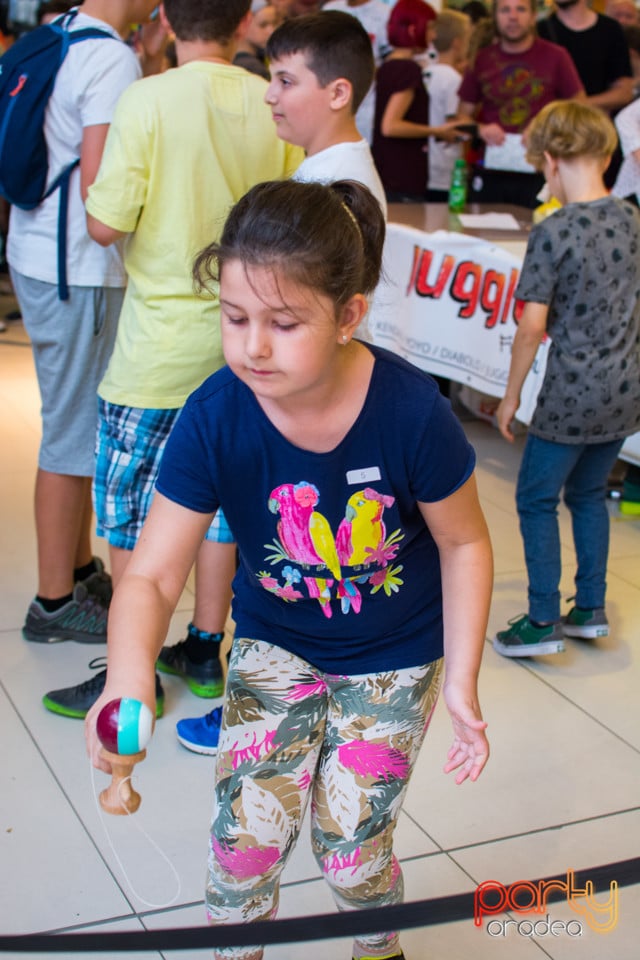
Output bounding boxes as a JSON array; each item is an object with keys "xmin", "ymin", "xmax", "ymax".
[{"xmin": 156, "ymin": 345, "xmax": 475, "ymax": 674}]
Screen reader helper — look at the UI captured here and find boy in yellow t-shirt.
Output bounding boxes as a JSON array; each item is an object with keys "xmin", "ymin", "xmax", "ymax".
[{"xmin": 44, "ymin": 0, "xmax": 301, "ymax": 718}]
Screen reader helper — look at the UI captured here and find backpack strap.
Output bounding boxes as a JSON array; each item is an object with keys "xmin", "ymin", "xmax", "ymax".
[
  {"xmin": 45, "ymin": 160, "xmax": 79, "ymax": 301},
  {"xmin": 47, "ymin": 11, "xmax": 117, "ymax": 300}
]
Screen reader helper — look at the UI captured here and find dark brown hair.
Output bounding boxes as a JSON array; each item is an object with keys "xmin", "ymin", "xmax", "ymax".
[
  {"xmin": 266, "ymin": 12, "xmax": 375, "ymax": 113},
  {"xmin": 193, "ymin": 179, "xmax": 385, "ymax": 308},
  {"xmin": 163, "ymin": 0, "xmax": 250, "ymax": 43}
]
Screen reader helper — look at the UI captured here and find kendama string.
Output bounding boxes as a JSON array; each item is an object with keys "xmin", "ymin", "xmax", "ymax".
[{"xmin": 90, "ymin": 761, "xmax": 181, "ymax": 909}]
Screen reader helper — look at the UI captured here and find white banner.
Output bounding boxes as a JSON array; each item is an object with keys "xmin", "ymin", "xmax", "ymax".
[{"xmin": 369, "ymin": 223, "xmax": 640, "ymax": 466}]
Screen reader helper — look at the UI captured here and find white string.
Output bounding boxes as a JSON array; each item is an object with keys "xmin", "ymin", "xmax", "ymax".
[{"xmin": 90, "ymin": 760, "xmax": 182, "ymax": 909}]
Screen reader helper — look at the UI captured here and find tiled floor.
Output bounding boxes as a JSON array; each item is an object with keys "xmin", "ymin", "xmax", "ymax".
[{"xmin": 1, "ymin": 288, "xmax": 639, "ymax": 959}]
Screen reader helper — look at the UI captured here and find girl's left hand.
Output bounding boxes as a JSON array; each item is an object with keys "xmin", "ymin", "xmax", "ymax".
[{"xmin": 442, "ymin": 685, "xmax": 489, "ymax": 784}]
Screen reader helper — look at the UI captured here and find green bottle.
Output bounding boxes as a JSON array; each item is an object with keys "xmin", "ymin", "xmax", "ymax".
[{"xmin": 448, "ymin": 158, "xmax": 467, "ymax": 213}]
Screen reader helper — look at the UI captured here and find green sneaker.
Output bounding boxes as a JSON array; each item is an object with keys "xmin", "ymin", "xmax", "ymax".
[
  {"xmin": 156, "ymin": 626, "xmax": 224, "ymax": 698},
  {"xmin": 42, "ymin": 658, "xmax": 164, "ymax": 719},
  {"xmin": 563, "ymin": 606, "xmax": 609, "ymax": 640},
  {"xmin": 493, "ymin": 614, "xmax": 565, "ymax": 657},
  {"xmin": 620, "ymin": 475, "xmax": 640, "ymax": 515}
]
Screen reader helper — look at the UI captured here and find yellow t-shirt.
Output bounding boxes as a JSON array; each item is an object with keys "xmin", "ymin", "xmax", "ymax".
[{"xmin": 87, "ymin": 61, "xmax": 302, "ymax": 408}]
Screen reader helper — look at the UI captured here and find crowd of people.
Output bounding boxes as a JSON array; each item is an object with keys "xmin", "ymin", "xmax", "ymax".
[{"xmin": 1, "ymin": 2, "xmax": 640, "ymax": 959}]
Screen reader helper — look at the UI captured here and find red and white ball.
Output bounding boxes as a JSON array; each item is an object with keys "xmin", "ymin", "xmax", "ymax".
[{"xmin": 97, "ymin": 698, "xmax": 153, "ymax": 755}]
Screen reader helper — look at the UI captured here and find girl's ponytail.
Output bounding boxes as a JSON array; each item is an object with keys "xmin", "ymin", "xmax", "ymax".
[{"xmin": 329, "ymin": 180, "xmax": 385, "ymax": 295}]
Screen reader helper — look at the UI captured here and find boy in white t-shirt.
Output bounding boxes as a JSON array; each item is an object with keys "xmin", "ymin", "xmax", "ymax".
[
  {"xmin": 423, "ymin": 9, "xmax": 471, "ymax": 199},
  {"xmin": 265, "ymin": 9, "xmax": 387, "ymax": 217},
  {"xmin": 8, "ymin": 0, "xmax": 158, "ymax": 646}
]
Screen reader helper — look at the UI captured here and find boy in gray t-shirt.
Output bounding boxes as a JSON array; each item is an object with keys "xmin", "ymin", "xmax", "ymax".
[{"xmin": 493, "ymin": 101, "xmax": 640, "ymax": 658}]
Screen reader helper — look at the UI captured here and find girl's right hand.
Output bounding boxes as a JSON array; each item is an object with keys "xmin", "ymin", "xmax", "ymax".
[{"xmin": 85, "ymin": 690, "xmax": 116, "ymax": 774}]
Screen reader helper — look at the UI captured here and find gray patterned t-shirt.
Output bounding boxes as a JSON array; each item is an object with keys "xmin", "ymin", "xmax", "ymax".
[{"xmin": 516, "ymin": 196, "xmax": 640, "ymax": 443}]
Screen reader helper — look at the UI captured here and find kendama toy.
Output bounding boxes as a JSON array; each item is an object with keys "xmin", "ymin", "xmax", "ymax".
[{"xmin": 96, "ymin": 698, "xmax": 153, "ymax": 815}]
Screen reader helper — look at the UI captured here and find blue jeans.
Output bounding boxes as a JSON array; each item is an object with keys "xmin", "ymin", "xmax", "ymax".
[{"xmin": 516, "ymin": 435, "xmax": 624, "ymax": 622}]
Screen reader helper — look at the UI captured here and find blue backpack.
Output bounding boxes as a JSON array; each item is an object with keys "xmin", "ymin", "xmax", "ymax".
[{"xmin": 0, "ymin": 11, "xmax": 115, "ymax": 298}]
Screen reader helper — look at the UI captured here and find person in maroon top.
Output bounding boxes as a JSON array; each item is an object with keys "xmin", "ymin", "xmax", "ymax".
[
  {"xmin": 457, "ymin": 0, "xmax": 584, "ymax": 207},
  {"xmin": 372, "ymin": 0, "xmax": 461, "ymax": 201}
]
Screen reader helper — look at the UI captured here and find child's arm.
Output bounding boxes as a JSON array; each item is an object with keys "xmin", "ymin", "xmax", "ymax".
[
  {"xmin": 80, "ymin": 124, "xmax": 110, "ymax": 203},
  {"xmin": 419, "ymin": 473, "xmax": 493, "ymax": 784},
  {"xmin": 85, "ymin": 493, "xmax": 214, "ymax": 772},
  {"xmin": 496, "ymin": 301, "xmax": 548, "ymax": 442},
  {"xmin": 381, "ymin": 90, "xmax": 465, "ymax": 141},
  {"xmin": 86, "ymin": 212, "xmax": 128, "ymax": 247}
]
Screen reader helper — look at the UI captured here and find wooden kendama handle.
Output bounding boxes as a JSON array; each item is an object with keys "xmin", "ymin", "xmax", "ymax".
[{"xmin": 99, "ymin": 748, "xmax": 146, "ymax": 815}]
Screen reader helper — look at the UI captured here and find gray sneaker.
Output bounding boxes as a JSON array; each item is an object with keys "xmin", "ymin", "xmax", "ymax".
[
  {"xmin": 562, "ymin": 606, "xmax": 609, "ymax": 640},
  {"xmin": 79, "ymin": 556, "xmax": 112, "ymax": 606},
  {"xmin": 23, "ymin": 583, "xmax": 108, "ymax": 644}
]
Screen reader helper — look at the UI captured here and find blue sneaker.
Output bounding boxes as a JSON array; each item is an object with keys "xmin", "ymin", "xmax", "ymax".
[{"xmin": 176, "ymin": 706, "xmax": 222, "ymax": 755}]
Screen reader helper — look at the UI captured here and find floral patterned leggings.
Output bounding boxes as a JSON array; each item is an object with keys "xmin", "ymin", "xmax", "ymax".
[{"xmin": 206, "ymin": 638, "xmax": 443, "ymax": 960}]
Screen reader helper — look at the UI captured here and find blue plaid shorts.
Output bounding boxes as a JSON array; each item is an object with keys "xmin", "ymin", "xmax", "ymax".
[{"xmin": 94, "ymin": 399, "xmax": 233, "ymax": 550}]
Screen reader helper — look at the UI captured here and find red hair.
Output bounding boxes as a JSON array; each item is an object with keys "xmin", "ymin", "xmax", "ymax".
[{"xmin": 387, "ymin": 0, "xmax": 437, "ymax": 50}]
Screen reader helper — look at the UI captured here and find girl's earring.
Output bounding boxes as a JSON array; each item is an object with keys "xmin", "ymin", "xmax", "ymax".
[{"xmin": 342, "ymin": 335, "xmax": 348, "ymax": 344}]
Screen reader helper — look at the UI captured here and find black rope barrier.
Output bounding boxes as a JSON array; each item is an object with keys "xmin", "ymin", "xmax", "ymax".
[{"xmin": 0, "ymin": 856, "xmax": 637, "ymax": 953}]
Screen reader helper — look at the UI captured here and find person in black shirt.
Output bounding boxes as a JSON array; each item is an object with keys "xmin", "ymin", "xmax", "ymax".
[{"xmin": 538, "ymin": 0, "xmax": 633, "ymax": 113}]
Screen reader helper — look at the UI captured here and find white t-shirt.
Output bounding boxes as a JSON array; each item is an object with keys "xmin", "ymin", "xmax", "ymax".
[
  {"xmin": 293, "ymin": 140, "xmax": 388, "ymax": 219},
  {"xmin": 423, "ymin": 62, "xmax": 462, "ymax": 191},
  {"xmin": 322, "ymin": 0, "xmax": 391, "ymax": 62},
  {"xmin": 612, "ymin": 98, "xmax": 640, "ymax": 204},
  {"xmin": 7, "ymin": 13, "xmax": 142, "ymax": 287},
  {"xmin": 322, "ymin": 0, "xmax": 392, "ymax": 144}
]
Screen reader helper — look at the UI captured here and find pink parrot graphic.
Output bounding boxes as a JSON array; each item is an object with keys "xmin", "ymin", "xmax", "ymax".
[{"xmin": 268, "ymin": 481, "xmax": 341, "ymax": 580}]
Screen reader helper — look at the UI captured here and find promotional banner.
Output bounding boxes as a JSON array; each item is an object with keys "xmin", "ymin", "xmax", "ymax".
[{"xmin": 369, "ymin": 224, "xmax": 640, "ymax": 466}]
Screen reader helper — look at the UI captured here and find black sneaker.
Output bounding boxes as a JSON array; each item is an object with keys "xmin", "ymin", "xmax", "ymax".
[
  {"xmin": 157, "ymin": 639, "xmax": 224, "ymax": 698},
  {"xmin": 42, "ymin": 658, "xmax": 165, "ymax": 719},
  {"xmin": 79, "ymin": 556, "xmax": 113, "ymax": 606},
  {"xmin": 23, "ymin": 583, "xmax": 108, "ymax": 644}
]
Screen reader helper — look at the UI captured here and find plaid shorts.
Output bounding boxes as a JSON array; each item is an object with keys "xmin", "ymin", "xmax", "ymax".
[{"xmin": 94, "ymin": 399, "xmax": 233, "ymax": 550}]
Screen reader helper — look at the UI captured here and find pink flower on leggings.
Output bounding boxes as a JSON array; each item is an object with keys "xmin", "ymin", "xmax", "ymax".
[
  {"xmin": 338, "ymin": 740, "xmax": 409, "ymax": 781},
  {"xmin": 285, "ymin": 679, "xmax": 328, "ymax": 701},
  {"xmin": 211, "ymin": 838, "xmax": 280, "ymax": 880}
]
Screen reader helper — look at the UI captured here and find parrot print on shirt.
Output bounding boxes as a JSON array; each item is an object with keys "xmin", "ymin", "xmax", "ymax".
[{"xmin": 260, "ymin": 480, "xmax": 404, "ymax": 618}]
